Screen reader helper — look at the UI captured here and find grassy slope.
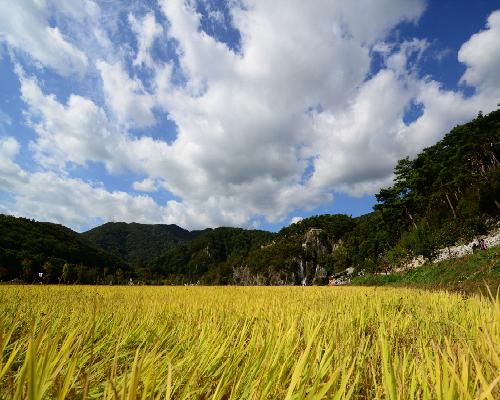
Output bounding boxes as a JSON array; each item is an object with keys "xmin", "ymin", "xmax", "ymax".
[{"xmin": 351, "ymin": 245, "xmax": 500, "ymax": 294}]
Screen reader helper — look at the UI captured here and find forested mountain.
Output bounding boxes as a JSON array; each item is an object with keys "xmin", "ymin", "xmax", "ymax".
[
  {"xmin": 234, "ymin": 214, "xmax": 357, "ymax": 285},
  {"xmin": 146, "ymin": 227, "xmax": 275, "ymax": 284},
  {"xmin": 374, "ymin": 109, "xmax": 499, "ymax": 265},
  {"xmin": 82, "ymin": 222, "xmax": 203, "ymax": 267},
  {"xmin": 0, "ymin": 215, "xmax": 128, "ymax": 283},
  {"xmin": 1, "ymin": 110, "xmax": 498, "ymax": 285}
]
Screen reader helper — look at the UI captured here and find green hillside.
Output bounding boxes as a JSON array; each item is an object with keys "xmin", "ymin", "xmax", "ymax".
[
  {"xmin": 0, "ymin": 214, "xmax": 128, "ymax": 283},
  {"xmin": 82, "ymin": 222, "xmax": 202, "ymax": 267},
  {"xmin": 351, "ymin": 245, "xmax": 500, "ymax": 294},
  {"xmin": 147, "ymin": 227, "xmax": 275, "ymax": 284}
]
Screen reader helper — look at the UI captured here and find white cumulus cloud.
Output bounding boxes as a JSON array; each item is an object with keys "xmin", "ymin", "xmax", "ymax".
[
  {"xmin": 132, "ymin": 178, "xmax": 158, "ymax": 192},
  {"xmin": 458, "ymin": 10, "xmax": 500, "ymax": 92},
  {"xmin": 0, "ymin": 142, "xmax": 166, "ymax": 230},
  {"xmin": 0, "ymin": 0, "xmax": 89, "ymax": 76},
  {"xmin": 2, "ymin": 1, "xmax": 500, "ymax": 231},
  {"xmin": 129, "ymin": 12, "xmax": 164, "ymax": 68},
  {"xmin": 96, "ymin": 60, "xmax": 156, "ymax": 128},
  {"xmin": 290, "ymin": 217, "xmax": 303, "ymax": 225}
]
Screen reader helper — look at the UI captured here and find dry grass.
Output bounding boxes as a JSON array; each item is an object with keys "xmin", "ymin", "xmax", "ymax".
[{"xmin": 0, "ymin": 285, "xmax": 498, "ymax": 399}]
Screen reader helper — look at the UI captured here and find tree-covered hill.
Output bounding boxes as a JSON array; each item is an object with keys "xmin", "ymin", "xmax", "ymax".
[
  {"xmin": 236, "ymin": 214, "xmax": 357, "ymax": 285},
  {"xmin": 0, "ymin": 214, "xmax": 128, "ymax": 283},
  {"xmin": 82, "ymin": 222, "xmax": 203, "ymax": 267},
  {"xmin": 146, "ymin": 227, "xmax": 275, "ymax": 284},
  {"xmin": 374, "ymin": 109, "xmax": 499, "ymax": 267}
]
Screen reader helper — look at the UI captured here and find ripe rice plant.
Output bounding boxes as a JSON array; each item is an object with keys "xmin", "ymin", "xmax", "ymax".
[{"xmin": 0, "ymin": 285, "xmax": 498, "ymax": 399}]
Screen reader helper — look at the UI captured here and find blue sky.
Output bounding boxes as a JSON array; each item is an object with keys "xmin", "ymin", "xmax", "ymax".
[{"xmin": 0, "ymin": 0, "xmax": 499, "ymax": 232}]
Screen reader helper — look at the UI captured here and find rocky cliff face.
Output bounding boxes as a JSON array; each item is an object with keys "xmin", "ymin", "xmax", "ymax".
[
  {"xmin": 295, "ymin": 228, "xmax": 331, "ymax": 285},
  {"xmin": 398, "ymin": 226, "xmax": 500, "ymax": 272}
]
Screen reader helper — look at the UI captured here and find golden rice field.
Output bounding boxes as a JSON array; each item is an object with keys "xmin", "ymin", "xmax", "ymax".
[{"xmin": 0, "ymin": 285, "xmax": 498, "ymax": 399}]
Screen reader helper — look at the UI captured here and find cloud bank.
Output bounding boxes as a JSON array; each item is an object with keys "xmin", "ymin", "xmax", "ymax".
[{"xmin": 0, "ymin": 1, "xmax": 499, "ymax": 230}]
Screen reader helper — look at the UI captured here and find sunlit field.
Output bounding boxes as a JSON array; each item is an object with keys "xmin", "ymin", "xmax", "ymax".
[{"xmin": 0, "ymin": 286, "xmax": 498, "ymax": 399}]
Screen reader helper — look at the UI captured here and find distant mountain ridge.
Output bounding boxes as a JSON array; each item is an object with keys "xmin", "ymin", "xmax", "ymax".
[
  {"xmin": 0, "ymin": 214, "xmax": 128, "ymax": 283},
  {"xmin": 82, "ymin": 222, "xmax": 204, "ymax": 267}
]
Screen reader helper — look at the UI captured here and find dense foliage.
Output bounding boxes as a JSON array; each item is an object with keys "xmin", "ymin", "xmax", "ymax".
[
  {"xmin": 0, "ymin": 214, "xmax": 127, "ymax": 283},
  {"xmin": 373, "ymin": 109, "xmax": 499, "ymax": 267},
  {"xmin": 147, "ymin": 227, "xmax": 274, "ymax": 284},
  {"xmin": 238, "ymin": 214, "xmax": 357, "ymax": 285},
  {"xmin": 82, "ymin": 222, "xmax": 202, "ymax": 267}
]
